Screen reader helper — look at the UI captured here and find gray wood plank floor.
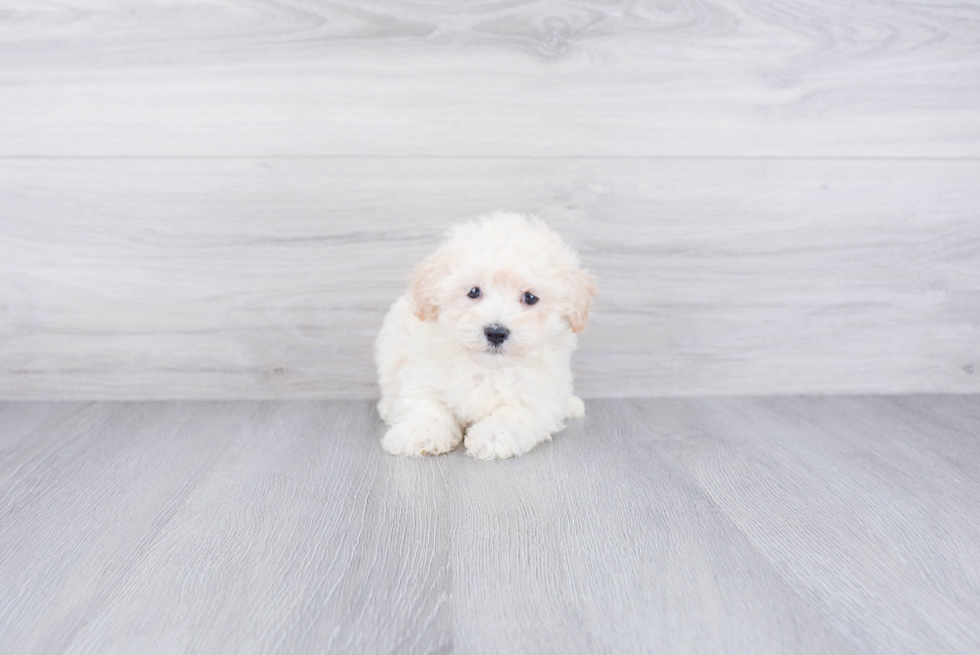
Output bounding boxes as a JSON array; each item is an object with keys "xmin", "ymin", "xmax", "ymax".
[{"xmin": 2, "ymin": 397, "xmax": 978, "ymax": 654}]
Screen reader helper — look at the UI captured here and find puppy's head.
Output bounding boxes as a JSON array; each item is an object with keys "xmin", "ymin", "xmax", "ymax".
[{"xmin": 408, "ymin": 212, "xmax": 598, "ymax": 363}]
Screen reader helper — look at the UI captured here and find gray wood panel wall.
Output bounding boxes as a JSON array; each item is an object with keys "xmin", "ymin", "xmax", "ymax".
[{"xmin": 1, "ymin": 0, "xmax": 978, "ymax": 399}]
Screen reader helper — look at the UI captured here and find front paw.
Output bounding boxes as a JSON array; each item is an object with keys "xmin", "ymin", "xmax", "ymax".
[
  {"xmin": 381, "ymin": 421, "xmax": 461, "ymax": 457},
  {"xmin": 464, "ymin": 419, "xmax": 532, "ymax": 460}
]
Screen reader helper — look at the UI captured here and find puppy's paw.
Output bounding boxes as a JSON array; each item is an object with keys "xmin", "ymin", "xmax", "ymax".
[
  {"xmin": 465, "ymin": 419, "xmax": 537, "ymax": 460},
  {"xmin": 381, "ymin": 422, "xmax": 461, "ymax": 457},
  {"xmin": 567, "ymin": 395, "xmax": 585, "ymax": 419}
]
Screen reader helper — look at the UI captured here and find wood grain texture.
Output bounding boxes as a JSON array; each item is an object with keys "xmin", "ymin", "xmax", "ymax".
[
  {"xmin": 635, "ymin": 396, "xmax": 980, "ymax": 653},
  {"xmin": 0, "ymin": 0, "xmax": 979, "ymax": 157},
  {"xmin": 0, "ymin": 401, "xmax": 451, "ymax": 655},
  {"xmin": 1, "ymin": 397, "xmax": 979, "ymax": 653},
  {"xmin": 447, "ymin": 399, "xmax": 857, "ymax": 654},
  {"xmin": 2, "ymin": 158, "xmax": 977, "ymax": 399},
  {"xmin": 0, "ymin": 402, "xmax": 246, "ymax": 653}
]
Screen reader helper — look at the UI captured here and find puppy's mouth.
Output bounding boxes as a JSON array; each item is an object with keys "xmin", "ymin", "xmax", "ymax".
[
  {"xmin": 466, "ymin": 341, "xmax": 521, "ymax": 368},
  {"xmin": 483, "ymin": 340, "xmax": 525, "ymax": 358}
]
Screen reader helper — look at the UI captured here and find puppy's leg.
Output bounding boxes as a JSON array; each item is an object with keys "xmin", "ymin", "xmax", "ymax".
[
  {"xmin": 381, "ymin": 398, "xmax": 462, "ymax": 457},
  {"xmin": 464, "ymin": 405, "xmax": 561, "ymax": 460}
]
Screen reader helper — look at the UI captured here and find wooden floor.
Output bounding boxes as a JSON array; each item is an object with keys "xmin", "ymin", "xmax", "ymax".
[{"xmin": 2, "ymin": 397, "xmax": 978, "ymax": 654}]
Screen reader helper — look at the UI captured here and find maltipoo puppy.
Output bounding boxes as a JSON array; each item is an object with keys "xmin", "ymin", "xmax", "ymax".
[{"xmin": 376, "ymin": 212, "xmax": 598, "ymax": 459}]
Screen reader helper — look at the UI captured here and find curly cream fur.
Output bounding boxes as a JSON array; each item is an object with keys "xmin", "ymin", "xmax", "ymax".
[{"xmin": 376, "ymin": 212, "xmax": 598, "ymax": 459}]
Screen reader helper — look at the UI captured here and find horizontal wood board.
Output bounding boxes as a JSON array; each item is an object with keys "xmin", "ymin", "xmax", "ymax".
[
  {"xmin": 1, "ymin": 0, "xmax": 978, "ymax": 398},
  {"xmin": 0, "ymin": 0, "xmax": 978, "ymax": 156},
  {"xmin": 1, "ymin": 158, "xmax": 977, "ymax": 399}
]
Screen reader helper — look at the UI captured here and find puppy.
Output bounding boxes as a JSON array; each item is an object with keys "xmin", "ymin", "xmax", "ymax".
[{"xmin": 375, "ymin": 212, "xmax": 598, "ymax": 459}]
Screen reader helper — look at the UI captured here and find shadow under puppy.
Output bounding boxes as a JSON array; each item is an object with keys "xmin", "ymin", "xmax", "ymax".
[{"xmin": 376, "ymin": 212, "xmax": 598, "ymax": 459}]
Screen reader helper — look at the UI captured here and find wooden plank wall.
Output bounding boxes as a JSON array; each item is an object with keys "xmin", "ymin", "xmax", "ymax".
[{"xmin": 0, "ymin": 0, "xmax": 978, "ymax": 399}]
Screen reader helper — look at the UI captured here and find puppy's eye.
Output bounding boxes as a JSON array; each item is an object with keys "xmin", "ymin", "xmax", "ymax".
[
  {"xmin": 468, "ymin": 287, "xmax": 482, "ymax": 299},
  {"xmin": 522, "ymin": 292, "xmax": 539, "ymax": 305}
]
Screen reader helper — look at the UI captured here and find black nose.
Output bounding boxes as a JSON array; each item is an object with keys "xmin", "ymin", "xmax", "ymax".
[{"xmin": 484, "ymin": 324, "xmax": 510, "ymax": 346}]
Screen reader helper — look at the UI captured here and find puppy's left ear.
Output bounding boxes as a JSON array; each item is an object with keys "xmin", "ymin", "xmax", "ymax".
[
  {"xmin": 407, "ymin": 251, "xmax": 446, "ymax": 321},
  {"xmin": 565, "ymin": 268, "xmax": 599, "ymax": 333}
]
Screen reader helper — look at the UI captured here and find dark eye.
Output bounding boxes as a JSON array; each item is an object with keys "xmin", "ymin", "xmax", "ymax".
[
  {"xmin": 522, "ymin": 292, "xmax": 539, "ymax": 305},
  {"xmin": 468, "ymin": 287, "xmax": 482, "ymax": 299}
]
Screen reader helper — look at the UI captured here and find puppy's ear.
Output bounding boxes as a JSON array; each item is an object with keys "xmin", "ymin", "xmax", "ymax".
[
  {"xmin": 408, "ymin": 251, "xmax": 445, "ymax": 321},
  {"xmin": 565, "ymin": 268, "xmax": 599, "ymax": 333}
]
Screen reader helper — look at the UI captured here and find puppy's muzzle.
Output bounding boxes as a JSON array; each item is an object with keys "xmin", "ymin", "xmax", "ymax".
[{"xmin": 484, "ymin": 324, "xmax": 510, "ymax": 347}]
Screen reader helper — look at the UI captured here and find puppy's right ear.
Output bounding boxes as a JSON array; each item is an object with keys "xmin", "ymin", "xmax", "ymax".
[{"xmin": 408, "ymin": 251, "xmax": 445, "ymax": 321}]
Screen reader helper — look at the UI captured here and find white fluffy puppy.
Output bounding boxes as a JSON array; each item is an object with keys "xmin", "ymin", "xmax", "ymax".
[{"xmin": 376, "ymin": 212, "xmax": 598, "ymax": 460}]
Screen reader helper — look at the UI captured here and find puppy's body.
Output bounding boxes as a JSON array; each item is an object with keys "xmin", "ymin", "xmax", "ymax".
[
  {"xmin": 376, "ymin": 213, "xmax": 596, "ymax": 459},
  {"xmin": 377, "ymin": 295, "xmax": 582, "ymax": 459}
]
